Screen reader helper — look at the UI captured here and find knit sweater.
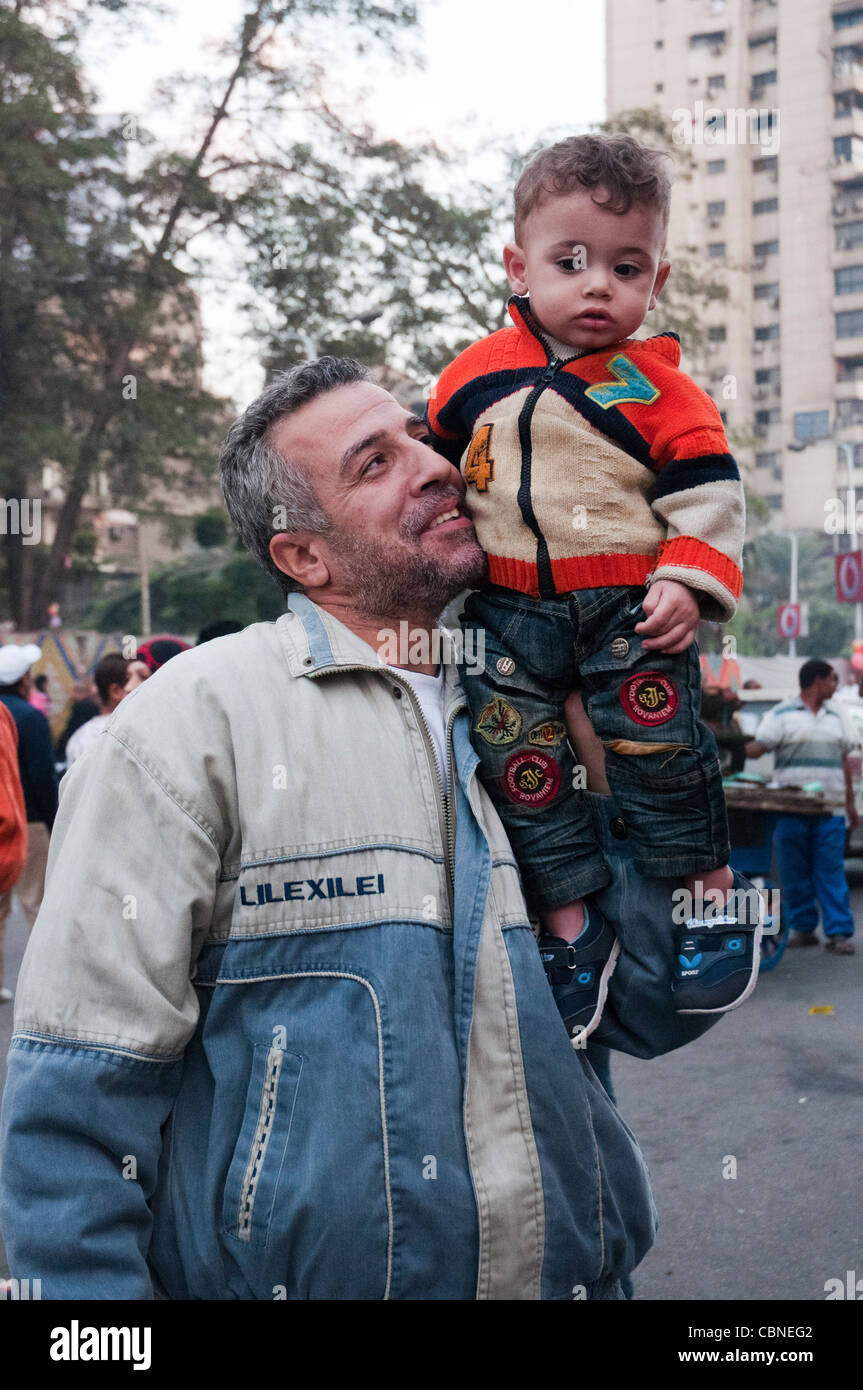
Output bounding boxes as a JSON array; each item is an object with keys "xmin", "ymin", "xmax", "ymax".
[{"xmin": 427, "ymin": 296, "xmax": 744, "ymax": 622}]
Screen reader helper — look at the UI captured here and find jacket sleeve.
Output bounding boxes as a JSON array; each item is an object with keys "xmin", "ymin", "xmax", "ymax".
[
  {"xmin": 0, "ymin": 728, "xmax": 222, "ymax": 1299},
  {"xmin": 18, "ymin": 706, "xmax": 58, "ymax": 829},
  {"xmin": 646, "ymin": 396, "xmax": 745, "ymax": 623},
  {"xmin": 0, "ymin": 708, "xmax": 26, "ymax": 894},
  {"xmin": 425, "ymin": 353, "xmax": 474, "ymax": 466}
]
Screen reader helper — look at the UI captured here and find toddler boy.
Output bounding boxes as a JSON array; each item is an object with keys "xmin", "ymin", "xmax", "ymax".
[{"xmin": 427, "ymin": 134, "xmax": 761, "ymax": 1041}]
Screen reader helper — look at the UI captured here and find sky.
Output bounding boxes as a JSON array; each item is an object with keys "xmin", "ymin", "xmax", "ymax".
[{"xmin": 80, "ymin": 0, "xmax": 607, "ymax": 402}]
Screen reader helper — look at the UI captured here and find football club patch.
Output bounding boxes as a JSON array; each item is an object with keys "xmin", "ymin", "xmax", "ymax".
[
  {"xmin": 503, "ymin": 750, "xmax": 561, "ymax": 806},
  {"xmin": 527, "ymin": 720, "xmax": 567, "ymax": 748},
  {"xmin": 475, "ymin": 697, "xmax": 522, "ymax": 746},
  {"xmin": 620, "ymin": 671, "xmax": 680, "ymax": 726}
]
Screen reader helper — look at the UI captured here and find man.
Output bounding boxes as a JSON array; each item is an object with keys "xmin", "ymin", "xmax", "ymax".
[
  {"xmin": 0, "ymin": 358, "xmax": 717, "ymax": 1300},
  {"xmin": 0, "ymin": 644, "xmax": 58, "ymax": 1003},
  {"xmin": 0, "ymin": 701, "xmax": 27, "ymax": 915},
  {"xmin": 64, "ymin": 653, "xmax": 130, "ymax": 767},
  {"xmin": 746, "ymin": 658, "xmax": 857, "ymax": 954}
]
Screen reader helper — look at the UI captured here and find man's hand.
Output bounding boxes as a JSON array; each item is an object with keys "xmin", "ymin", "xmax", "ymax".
[{"xmin": 635, "ymin": 579, "xmax": 700, "ymax": 653}]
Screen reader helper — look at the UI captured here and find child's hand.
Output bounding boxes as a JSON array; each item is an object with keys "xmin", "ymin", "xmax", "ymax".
[{"xmin": 634, "ymin": 579, "xmax": 700, "ymax": 653}]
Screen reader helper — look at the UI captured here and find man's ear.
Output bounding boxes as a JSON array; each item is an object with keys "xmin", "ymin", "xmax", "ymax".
[
  {"xmin": 503, "ymin": 243, "xmax": 529, "ymax": 295},
  {"xmin": 269, "ymin": 532, "xmax": 333, "ymax": 590},
  {"xmin": 648, "ymin": 258, "xmax": 672, "ymax": 310}
]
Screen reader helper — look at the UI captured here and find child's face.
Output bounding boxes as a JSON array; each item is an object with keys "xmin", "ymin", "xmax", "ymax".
[{"xmin": 503, "ymin": 187, "xmax": 671, "ymax": 351}]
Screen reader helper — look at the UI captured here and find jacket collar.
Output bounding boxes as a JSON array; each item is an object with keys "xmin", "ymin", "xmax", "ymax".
[{"xmin": 278, "ymin": 591, "xmax": 465, "ymax": 713}]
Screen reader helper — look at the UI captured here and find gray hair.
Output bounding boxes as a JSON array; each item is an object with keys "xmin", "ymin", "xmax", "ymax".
[{"xmin": 219, "ymin": 357, "xmax": 370, "ymax": 595}]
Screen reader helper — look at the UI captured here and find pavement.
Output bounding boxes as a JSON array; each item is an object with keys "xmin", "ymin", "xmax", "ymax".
[{"xmin": 1, "ymin": 880, "xmax": 861, "ymax": 1299}]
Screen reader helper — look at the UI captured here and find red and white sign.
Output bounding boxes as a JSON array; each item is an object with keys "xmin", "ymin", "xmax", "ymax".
[
  {"xmin": 777, "ymin": 603, "xmax": 809, "ymax": 639},
  {"xmin": 836, "ymin": 551, "xmax": 863, "ymax": 603}
]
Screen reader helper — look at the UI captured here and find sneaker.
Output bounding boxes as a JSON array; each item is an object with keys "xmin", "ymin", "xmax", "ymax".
[
  {"xmin": 537, "ymin": 903, "xmax": 620, "ymax": 1045},
  {"xmin": 673, "ymin": 874, "xmax": 764, "ymax": 1014},
  {"xmin": 0, "ymin": 987, "xmax": 13, "ymax": 1004},
  {"xmin": 825, "ymin": 937, "xmax": 856, "ymax": 955}
]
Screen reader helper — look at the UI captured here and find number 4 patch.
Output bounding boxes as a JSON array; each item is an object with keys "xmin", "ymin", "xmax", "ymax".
[
  {"xmin": 584, "ymin": 354, "xmax": 660, "ymax": 410},
  {"xmin": 464, "ymin": 423, "xmax": 495, "ymax": 491}
]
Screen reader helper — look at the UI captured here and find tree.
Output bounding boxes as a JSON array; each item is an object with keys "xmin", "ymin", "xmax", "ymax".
[{"xmin": 1, "ymin": 0, "xmax": 419, "ymax": 627}]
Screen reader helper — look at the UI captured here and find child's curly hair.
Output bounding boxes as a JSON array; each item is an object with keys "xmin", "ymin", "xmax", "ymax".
[{"xmin": 514, "ymin": 133, "xmax": 673, "ymax": 241}]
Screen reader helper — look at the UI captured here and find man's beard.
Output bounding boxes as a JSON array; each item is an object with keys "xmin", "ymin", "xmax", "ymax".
[{"xmin": 326, "ymin": 495, "xmax": 487, "ymax": 622}]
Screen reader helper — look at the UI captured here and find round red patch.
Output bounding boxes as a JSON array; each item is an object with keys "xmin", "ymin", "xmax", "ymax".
[
  {"xmin": 620, "ymin": 671, "xmax": 680, "ymax": 726},
  {"xmin": 503, "ymin": 749, "xmax": 561, "ymax": 806}
]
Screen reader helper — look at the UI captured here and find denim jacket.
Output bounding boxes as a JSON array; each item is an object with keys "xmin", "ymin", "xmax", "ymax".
[{"xmin": 0, "ymin": 593, "xmax": 716, "ymax": 1300}]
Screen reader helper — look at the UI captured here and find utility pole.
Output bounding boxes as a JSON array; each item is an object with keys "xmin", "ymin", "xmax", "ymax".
[{"xmin": 837, "ymin": 440, "xmax": 863, "ymax": 641}]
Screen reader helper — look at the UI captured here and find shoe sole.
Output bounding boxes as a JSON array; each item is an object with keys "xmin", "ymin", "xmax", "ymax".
[
  {"xmin": 677, "ymin": 905, "xmax": 765, "ymax": 1015},
  {"xmin": 570, "ymin": 937, "xmax": 621, "ymax": 1045}
]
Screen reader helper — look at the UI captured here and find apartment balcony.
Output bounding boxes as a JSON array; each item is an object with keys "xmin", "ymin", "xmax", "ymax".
[{"xmin": 835, "ymin": 375, "xmax": 863, "ymax": 397}]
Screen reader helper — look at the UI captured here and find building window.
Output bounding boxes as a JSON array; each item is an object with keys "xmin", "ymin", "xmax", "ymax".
[
  {"xmin": 834, "ymin": 133, "xmax": 863, "ymax": 162},
  {"xmin": 707, "ymin": 73, "xmax": 726, "ymax": 88},
  {"xmin": 837, "ymin": 307, "xmax": 863, "ymax": 336},
  {"xmin": 833, "ymin": 44, "xmax": 863, "ymax": 75},
  {"xmin": 755, "ymin": 451, "xmax": 780, "ymax": 469},
  {"xmin": 835, "ymin": 90, "xmax": 863, "ymax": 118},
  {"xmin": 754, "ymin": 408, "xmax": 781, "ymax": 433},
  {"xmin": 837, "ymin": 354, "xmax": 863, "ymax": 380},
  {"xmin": 755, "ymin": 323, "xmax": 780, "ymax": 341},
  {"xmin": 749, "ymin": 31, "xmax": 777, "ymax": 50},
  {"xmin": 836, "ymin": 219, "xmax": 863, "ymax": 250},
  {"xmin": 794, "ymin": 410, "xmax": 830, "ymax": 441},
  {"xmin": 708, "ymin": 324, "xmax": 727, "ymax": 341},
  {"xmin": 834, "ymin": 7, "xmax": 863, "ymax": 31},
  {"xmin": 707, "ymin": 199, "xmax": 726, "ymax": 217},
  {"xmin": 754, "ymin": 281, "xmax": 780, "ymax": 300},
  {"xmin": 836, "ymin": 264, "xmax": 863, "ymax": 294},
  {"xmin": 753, "ymin": 239, "xmax": 779, "ymax": 257},
  {"xmin": 755, "ymin": 367, "xmax": 781, "ymax": 385},
  {"xmin": 751, "ymin": 69, "xmax": 777, "ymax": 91},
  {"xmin": 706, "ymin": 158, "xmax": 727, "ymax": 174},
  {"xmin": 753, "ymin": 197, "xmax": 779, "ymax": 214},
  {"xmin": 708, "ymin": 242, "xmax": 726, "ymax": 259},
  {"xmin": 690, "ymin": 30, "xmax": 726, "ymax": 49},
  {"xmin": 756, "ymin": 111, "xmax": 777, "ymax": 135},
  {"xmin": 836, "ymin": 399, "xmax": 863, "ymax": 427},
  {"xmin": 753, "ymin": 155, "xmax": 778, "ymax": 174},
  {"xmin": 766, "ymin": 494, "xmax": 783, "ymax": 511},
  {"xmin": 654, "ymin": 82, "xmax": 664, "ymax": 92}
]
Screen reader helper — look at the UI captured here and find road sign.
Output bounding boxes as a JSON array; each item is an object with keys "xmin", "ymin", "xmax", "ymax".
[
  {"xmin": 836, "ymin": 551, "xmax": 863, "ymax": 603},
  {"xmin": 778, "ymin": 603, "xmax": 802, "ymax": 639}
]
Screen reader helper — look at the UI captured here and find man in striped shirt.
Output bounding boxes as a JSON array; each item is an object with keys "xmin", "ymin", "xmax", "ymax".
[{"xmin": 746, "ymin": 659, "xmax": 858, "ymax": 953}]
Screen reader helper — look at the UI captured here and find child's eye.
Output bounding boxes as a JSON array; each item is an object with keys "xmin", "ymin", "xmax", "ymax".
[
  {"xmin": 556, "ymin": 258, "xmax": 579, "ymax": 273},
  {"xmin": 615, "ymin": 263, "xmax": 642, "ymax": 279}
]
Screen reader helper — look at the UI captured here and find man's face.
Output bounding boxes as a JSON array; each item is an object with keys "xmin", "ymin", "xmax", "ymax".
[
  {"xmin": 268, "ymin": 382, "xmax": 487, "ymax": 619},
  {"xmin": 504, "ymin": 186, "xmax": 671, "ymax": 350},
  {"xmin": 820, "ymin": 669, "xmax": 839, "ymax": 701}
]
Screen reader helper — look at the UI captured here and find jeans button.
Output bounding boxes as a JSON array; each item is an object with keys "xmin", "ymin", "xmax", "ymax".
[
  {"xmin": 611, "ymin": 638, "xmax": 629, "ymax": 659},
  {"xmin": 496, "ymin": 657, "xmax": 516, "ymax": 676},
  {"xmin": 609, "ymin": 816, "xmax": 628, "ymax": 840}
]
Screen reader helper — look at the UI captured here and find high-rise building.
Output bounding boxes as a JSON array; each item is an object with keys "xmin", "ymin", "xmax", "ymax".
[{"xmin": 606, "ymin": 0, "xmax": 863, "ymax": 531}]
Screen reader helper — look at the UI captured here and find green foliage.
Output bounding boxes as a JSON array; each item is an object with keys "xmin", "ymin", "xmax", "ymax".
[
  {"xmin": 193, "ymin": 507, "xmax": 229, "ymax": 549},
  {"xmin": 89, "ymin": 547, "xmax": 284, "ymax": 632},
  {"xmin": 725, "ymin": 532, "xmax": 855, "ymax": 658}
]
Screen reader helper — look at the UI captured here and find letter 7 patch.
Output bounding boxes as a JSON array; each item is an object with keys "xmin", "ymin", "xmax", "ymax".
[{"xmin": 584, "ymin": 354, "xmax": 660, "ymax": 410}]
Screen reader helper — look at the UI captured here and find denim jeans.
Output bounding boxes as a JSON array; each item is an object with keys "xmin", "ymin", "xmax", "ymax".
[
  {"xmin": 460, "ymin": 584, "xmax": 730, "ymax": 911},
  {"xmin": 774, "ymin": 813, "xmax": 855, "ymax": 938}
]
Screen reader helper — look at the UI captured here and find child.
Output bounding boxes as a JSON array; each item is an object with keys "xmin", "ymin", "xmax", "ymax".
[{"xmin": 427, "ymin": 134, "xmax": 761, "ymax": 1041}]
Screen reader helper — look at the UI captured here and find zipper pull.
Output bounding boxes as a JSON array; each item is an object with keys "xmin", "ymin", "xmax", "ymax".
[{"xmin": 541, "ymin": 356, "xmax": 561, "ymax": 384}]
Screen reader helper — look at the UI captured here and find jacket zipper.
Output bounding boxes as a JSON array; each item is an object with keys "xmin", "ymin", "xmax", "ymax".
[
  {"xmin": 307, "ymin": 660, "xmax": 457, "ymax": 912},
  {"xmin": 516, "ymin": 355, "xmax": 563, "ymax": 599}
]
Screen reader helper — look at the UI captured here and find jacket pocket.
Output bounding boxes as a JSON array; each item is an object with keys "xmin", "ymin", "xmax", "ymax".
[{"xmin": 222, "ymin": 1042, "xmax": 303, "ymax": 1248}]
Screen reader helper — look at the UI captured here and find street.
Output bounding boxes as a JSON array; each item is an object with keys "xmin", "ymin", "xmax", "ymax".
[{"xmin": 1, "ymin": 881, "xmax": 861, "ymax": 1300}]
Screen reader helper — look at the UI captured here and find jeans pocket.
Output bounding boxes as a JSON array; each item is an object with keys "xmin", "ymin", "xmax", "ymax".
[{"xmin": 222, "ymin": 1042, "xmax": 304, "ymax": 1248}]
